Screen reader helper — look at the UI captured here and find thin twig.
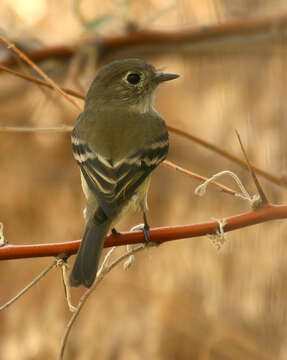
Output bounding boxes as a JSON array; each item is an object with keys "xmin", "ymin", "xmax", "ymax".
[
  {"xmin": 58, "ymin": 244, "xmax": 145, "ymax": 360},
  {"xmin": 0, "ymin": 64, "xmax": 85, "ymax": 100},
  {"xmin": 0, "ymin": 260, "xmax": 57, "ymax": 310},
  {"xmin": 58, "ymin": 259, "xmax": 77, "ymax": 312},
  {"xmin": 163, "ymin": 160, "xmax": 237, "ymax": 196},
  {"xmin": 168, "ymin": 125, "xmax": 283, "ymax": 187},
  {"xmin": 235, "ymin": 130, "xmax": 268, "ymax": 204},
  {"xmin": 0, "ymin": 36, "xmax": 83, "ymax": 112}
]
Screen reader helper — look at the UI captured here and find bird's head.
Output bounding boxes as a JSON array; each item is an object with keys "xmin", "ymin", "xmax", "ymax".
[{"xmin": 85, "ymin": 58, "xmax": 179, "ymax": 113}]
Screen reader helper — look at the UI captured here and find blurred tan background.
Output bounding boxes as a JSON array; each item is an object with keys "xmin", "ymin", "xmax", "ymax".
[{"xmin": 1, "ymin": 0, "xmax": 287, "ymax": 359}]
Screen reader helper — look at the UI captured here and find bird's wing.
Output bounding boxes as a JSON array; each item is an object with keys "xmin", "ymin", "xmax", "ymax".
[
  {"xmin": 113, "ymin": 136, "xmax": 168, "ymax": 205},
  {"xmin": 72, "ymin": 129, "xmax": 168, "ymax": 218}
]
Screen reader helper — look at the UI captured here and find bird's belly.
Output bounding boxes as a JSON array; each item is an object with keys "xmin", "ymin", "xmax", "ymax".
[{"xmin": 112, "ymin": 175, "xmax": 151, "ymax": 226}]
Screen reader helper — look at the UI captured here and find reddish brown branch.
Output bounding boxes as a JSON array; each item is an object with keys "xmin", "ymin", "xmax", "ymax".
[
  {"xmin": 1, "ymin": 13, "xmax": 287, "ymax": 67},
  {"xmin": 0, "ymin": 203, "xmax": 285, "ymax": 261}
]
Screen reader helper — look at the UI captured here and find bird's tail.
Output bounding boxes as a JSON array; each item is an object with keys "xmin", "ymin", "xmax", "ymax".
[{"xmin": 69, "ymin": 218, "xmax": 111, "ymax": 288}]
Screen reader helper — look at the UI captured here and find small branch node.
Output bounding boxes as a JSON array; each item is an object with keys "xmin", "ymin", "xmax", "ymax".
[
  {"xmin": 208, "ymin": 218, "xmax": 227, "ymax": 250},
  {"xmin": 249, "ymin": 194, "xmax": 263, "ymax": 210}
]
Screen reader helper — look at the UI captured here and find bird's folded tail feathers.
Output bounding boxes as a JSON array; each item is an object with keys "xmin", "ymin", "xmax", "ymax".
[{"xmin": 69, "ymin": 219, "xmax": 111, "ymax": 288}]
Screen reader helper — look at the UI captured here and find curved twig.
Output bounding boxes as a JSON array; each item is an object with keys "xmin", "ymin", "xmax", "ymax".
[{"xmin": 58, "ymin": 244, "xmax": 145, "ymax": 360}]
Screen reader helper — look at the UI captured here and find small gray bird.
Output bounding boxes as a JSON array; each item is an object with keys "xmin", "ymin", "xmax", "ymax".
[{"xmin": 70, "ymin": 58, "xmax": 179, "ymax": 288}]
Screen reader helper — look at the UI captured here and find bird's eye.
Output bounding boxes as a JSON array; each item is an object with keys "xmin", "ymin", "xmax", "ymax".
[{"xmin": 126, "ymin": 73, "xmax": 141, "ymax": 85}]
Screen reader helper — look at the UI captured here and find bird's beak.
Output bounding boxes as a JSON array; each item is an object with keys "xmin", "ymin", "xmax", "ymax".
[{"xmin": 155, "ymin": 71, "xmax": 180, "ymax": 83}]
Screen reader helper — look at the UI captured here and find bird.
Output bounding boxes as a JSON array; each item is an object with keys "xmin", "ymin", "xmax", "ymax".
[{"xmin": 69, "ymin": 58, "xmax": 179, "ymax": 287}]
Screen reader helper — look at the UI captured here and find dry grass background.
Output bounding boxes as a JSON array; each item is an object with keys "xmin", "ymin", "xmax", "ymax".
[{"xmin": 1, "ymin": 1, "xmax": 287, "ymax": 359}]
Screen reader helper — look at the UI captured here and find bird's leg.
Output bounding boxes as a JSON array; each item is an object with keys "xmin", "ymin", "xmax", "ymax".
[
  {"xmin": 143, "ymin": 211, "xmax": 150, "ymax": 243},
  {"xmin": 111, "ymin": 228, "xmax": 121, "ymax": 236}
]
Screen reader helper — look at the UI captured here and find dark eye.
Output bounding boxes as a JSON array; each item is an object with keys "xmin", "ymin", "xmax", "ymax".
[{"xmin": 126, "ymin": 73, "xmax": 141, "ymax": 85}]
